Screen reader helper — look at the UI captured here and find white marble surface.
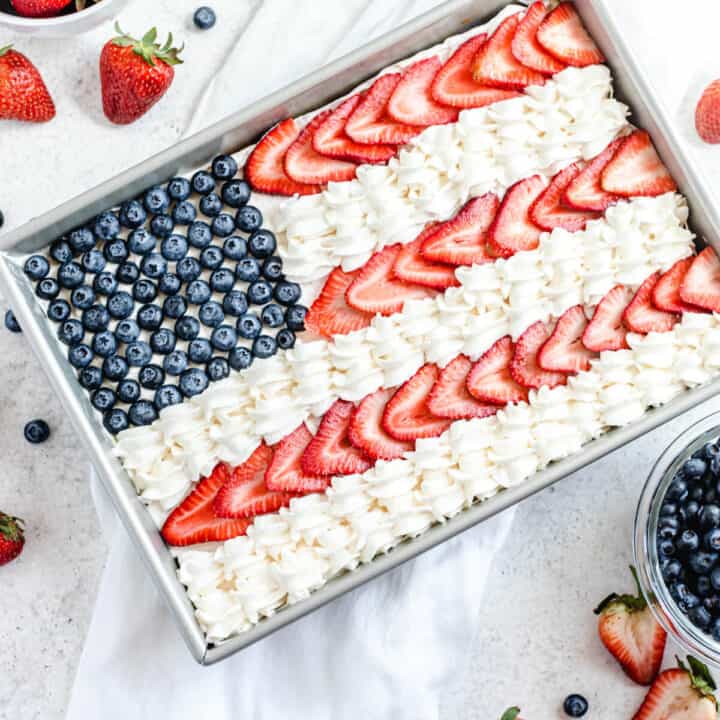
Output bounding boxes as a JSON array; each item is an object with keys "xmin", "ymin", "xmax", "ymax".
[{"xmin": 2, "ymin": 0, "xmax": 720, "ymax": 718}]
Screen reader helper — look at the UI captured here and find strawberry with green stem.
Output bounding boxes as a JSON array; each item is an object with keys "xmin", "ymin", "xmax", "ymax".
[{"xmin": 0, "ymin": 512, "xmax": 25, "ymax": 566}]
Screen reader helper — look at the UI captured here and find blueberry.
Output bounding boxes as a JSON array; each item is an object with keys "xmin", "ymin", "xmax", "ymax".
[
  {"xmin": 712, "ymin": 619, "xmax": 720, "ymax": 642},
  {"xmin": 211, "ymin": 213, "xmax": 235, "ymax": 238},
  {"xmin": 167, "ymin": 177, "xmax": 192, "ymax": 202},
  {"xmin": 137, "ymin": 304, "xmax": 163, "ymax": 330},
  {"xmin": 703, "ymin": 442, "xmax": 720, "ymax": 462},
  {"xmin": 78, "ymin": 366, "xmax": 103, "ymax": 391},
  {"xmin": 712, "ymin": 567, "xmax": 720, "ymax": 591},
  {"xmin": 210, "ymin": 268, "xmax": 235, "ymax": 293},
  {"xmin": 24, "ymin": 419, "xmax": 50, "ymax": 444},
  {"xmin": 104, "ymin": 239, "xmax": 129, "ymax": 264},
  {"xmin": 47, "ymin": 299, "xmax": 71, "ymax": 323},
  {"xmin": 94, "ymin": 211, "xmax": 121, "ymax": 241},
  {"xmin": 143, "ymin": 186, "xmax": 171, "ymax": 214},
  {"xmin": 154, "ymin": 385, "xmax": 183, "ymax": 411},
  {"xmin": 707, "ymin": 596, "xmax": 720, "ymax": 616},
  {"xmin": 223, "ymin": 236, "xmax": 247, "ymax": 261},
  {"xmin": 658, "ymin": 522, "xmax": 679, "ymax": 540},
  {"xmin": 193, "ymin": 6, "xmax": 217, "ymax": 30},
  {"xmin": 262, "ymin": 256, "xmax": 284, "ymax": 281},
  {"xmin": 159, "ymin": 273, "xmax": 181, "ymax": 296},
  {"xmin": 706, "ymin": 529, "xmax": 720, "ymax": 552},
  {"xmin": 187, "ymin": 279, "xmax": 211, "ymax": 305},
  {"xmin": 163, "ymin": 295, "xmax": 187, "ymax": 319},
  {"xmin": 57, "ymin": 319, "xmax": 84, "ymax": 346},
  {"xmin": 176, "ymin": 316, "xmax": 200, "ymax": 341},
  {"xmin": 248, "ymin": 229, "xmax": 276, "ymax": 258},
  {"xmin": 276, "ymin": 328, "xmax": 296, "ymax": 349},
  {"xmin": 236, "ymin": 257, "xmax": 261, "ymax": 283},
  {"xmin": 223, "ymin": 290, "xmax": 248, "ymax": 317},
  {"xmin": 164, "ymin": 350, "xmax": 188, "ymax": 376},
  {"xmin": 116, "ymin": 261, "xmax": 140, "ymax": 285},
  {"xmin": 128, "ymin": 228, "xmax": 156, "ymax": 255},
  {"xmin": 199, "ymin": 301, "xmax": 224, "ymax": 327},
  {"xmin": 92, "ymin": 388, "xmax": 116, "ymax": 412},
  {"xmin": 141, "ymin": 253, "xmax": 168, "ymax": 280},
  {"xmin": 69, "ymin": 344, "xmax": 94, "ymax": 368},
  {"xmin": 210, "ymin": 324, "xmax": 237, "ymax": 351},
  {"xmin": 684, "ymin": 457, "xmax": 708, "ymax": 480},
  {"xmin": 139, "ymin": 364, "xmax": 165, "ymax": 390},
  {"xmin": 677, "ymin": 530, "xmax": 700, "ymax": 554},
  {"xmin": 92, "ymin": 330, "xmax": 118, "ymax": 357},
  {"xmin": 698, "ymin": 575, "xmax": 714, "ymax": 597},
  {"xmin": 103, "ymin": 408, "xmax": 129, "ymax": 434},
  {"xmin": 199, "ymin": 245, "xmax": 224, "ymax": 270},
  {"xmin": 672, "ymin": 582, "xmax": 700, "ymax": 609},
  {"xmin": 235, "ymin": 205, "xmax": 262, "ymax": 233},
  {"xmin": 662, "ymin": 559, "xmax": 683, "ymax": 582},
  {"xmin": 119, "ymin": 200, "xmax": 147, "ymax": 229},
  {"xmin": 172, "ymin": 200, "xmax": 197, "ymax": 225},
  {"xmin": 150, "ymin": 214, "xmax": 175, "ymax": 239},
  {"xmin": 24, "ymin": 254, "xmax": 49, "ymax": 280},
  {"xmin": 690, "ymin": 605, "xmax": 713, "ymax": 630},
  {"xmin": 126, "ymin": 341, "xmax": 152, "ymax": 367},
  {"xmin": 50, "ymin": 239, "xmax": 73, "ymax": 264},
  {"xmin": 82, "ymin": 305, "xmax": 110, "ymax": 332},
  {"xmin": 248, "ymin": 280, "xmax": 272, "ymax": 305},
  {"xmin": 563, "ymin": 694, "xmax": 588, "ymax": 718},
  {"xmin": 252, "ymin": 334, "xmax": 277, "ymax": 359},
  {"xmin": 68, "ymin": 228, "xmax": 96, "ymax": 254},
  {"xmin": 129, "ymin": 400, "xmax": 158, "ymax": 426},
  {"xmin": 188, "ymin": 338, "xmax": 212, "ymax": 364},
  {"xmin": 212, "ymin": 154, "xmax": 237, "ymax": 180},
  {"xmin": 688, "ymin": 488, "xmax": 703, "ymax": 505},
  {"xmin": 229, "ymin": 346, "xmax": 252, "ymax": 371},
  {"xmin": 115, "ymin": 319, "xmax": 140, "ymax": 344},
  {"xmin": 261, "ymin": 303, "xmax": 284, "ymax": 328},
  {"xmin": 221, "ymin": 179, "xmax": 250, "ymax": 207},
  {"xmin": 176, "ymin": 256, "xmax": 202, "ymax": 282},
  {"xmin": 36, "ymin": 278, "xmax": 60, "ymax": 300},
  {"xmin": 81, "ymin": 249, "xmax": 106, "ymax": 274},
  {"xmin": 107, "ymin": 291, "xmax": 134, "ymax": 320},
  {"xmin": 700, "ymin": 504, "xmax": 720, "ymax": 530},
  {"xmin": 706, "ymin": 489, "xmax": 718, "ymax": 505},
  {"xmin": 191, "ymin": 171, "xmax": 215, "ymax": 195},
  {"xmin": 237, "ymin": 313, "xmax": 262, "ymax": 339},
  {"xmin": 658, "ymin": 539, "xmax": 676, "ymax": 557},
  {"xmin": 161, "ymin": 235, "xmax": 188, "ymax": 262},
  {"xmin": 713, "ymin": 455, "xmax": 720, "ymax": 478},
  {"xmin": 71, "ymin": 285, "xmax": 96, "ymax": 310},
  {"xmin": 207, "ymin": 357, "xmax": 229, "ymax": 382},
  {"xmin": 4, "ymin": 309, "xmax": 21, "ymax": 333},
  {"xmin": 117, "ymin": 379, "xmax": 141, "ymax": 404},
  {"xmin": 58, "ymin": 261, "xmax": 85, "ymax": 289},
  {"xmin": 179, "ymin": 368, "xmax": 209, "ymax": 397},
  {"xmin": 94, "ymin": 271, "xmax": 118, "ymax": 296},
  {"xmin": 150, "ymin": 328, "xmax": 176, "ymax": 355},
  {"xmin": 200, "ymin": 193, "xmax": 223, "ymax": 217},
  {"xmin": 689, "ymin": 550, "xmax": 719, "ymax": 575},
  {"xmin": 188, "ymin": 221, "xmax": 212, "ymax": 249},
  {"xmin": 133, "ymin": 279, "xmax": 158, "ymax": 303},
  {"xmin": 274, "ymin": 280, "xmax": 301, "ymax": 306}
]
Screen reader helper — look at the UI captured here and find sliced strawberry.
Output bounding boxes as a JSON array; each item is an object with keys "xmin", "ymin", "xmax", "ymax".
[
  {"xmin": 301, "ymin": 399, "xmax": 372, "ymax": 476},
  {"xmin": 536, "ymin": 2, "xmax": 604, "ymax": 68},
  {"xmin": 284, "ymin": 109, "xmax": 357, "ymax": 185},
  {"xmin": 601, "ymin": 130, "xmax": 677, "ymax": 198},
  {"xmin": 564, "ymin": 137, "xmax": 624, "ymax": 212},
  {"xmin": 467, "ymin": 336, "xmax": 529, "ymax": 406},
  {"xmin": 264, "ymin": 425, "xmax": 330, "ymax": 494},
  {"xmin": 431, "ymin": 34, "xmax": 521, "ymax": 109},
  {"xmin": 486, "ymin": 175, "xmax": 545, "ymax": 258},
  {"xmin": 538, "ymin": 304, "xmax": 597, "ymax": 373},
  {"xmin": 530, "ymin": 161, "xmax": 601, "ymax": 232},
  {"xmin": 582, "ymin": 285, "xmax": 634, "ymax": 352},
  {"xmin": 161, "ymin": 464, "xmax": 252, "ymax": 547},
  {"xmin": 653, "ymin": 257, "xmax": 706, "ymax": 314},
  {"xmin": 346, "ymin": 244, "xmax": 436, "ymax": 316},
  {"xmin": 511, "ymin": 1, "xmax": 567, "ymax": 76},
  {"xmin": 345, "ymin": 73, "xmax": 425, "ymax": 145},
  {"xmin": 312, "ymin": 94, "xmax": 397, "ymax": 164},
  {"xmin": 680, "ymin": 247, "xmax": 720, "ymax": 312},
  {"xmin": 510, "ymin": 320, "xmax": 568, "ymax": 390},
  {"xmin": 421, "ymin": 193, "xmax": 499, "ymax": 265},
  {"xmin": 382, "ymin": 364, "xmax": 452, "ymax": 441},
  {"xmin": 386, "ymin": 57, "xmax": 458, "ymax": 126},
  {"xmin": 393, "ymin": 226, "xmax": 460, "ymax": 290},
  {"xmin": 623, "ymin": 272, "xmax": 678, "ymax": 334},
  {"xmin": 472, "ymin": 14, "xmax": 547, "ymax": 91},
  {"xmin": 305, "ymin": 267, "xmax": 373, "ymax": 338},
  {"xmin": 246, "ymin": 118, "xmax": 322, "ymax": 196},
  {"xmin": 427, "ymin": 355, "xmax": 499, "ymax": 420},
  {"xmin": 348, "ymin": 388, "xmax": 414, "ymax": 461}
]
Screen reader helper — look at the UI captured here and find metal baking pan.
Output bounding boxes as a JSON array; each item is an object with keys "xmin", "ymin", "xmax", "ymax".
[{"xmin": 1, "ymin": 0, "xmax": 719, "ymax": 665}]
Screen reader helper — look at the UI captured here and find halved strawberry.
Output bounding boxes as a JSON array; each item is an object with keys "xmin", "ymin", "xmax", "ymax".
[
  {"xmin": 427, "ymin": 355, "xmax": 499, "ymax": 420},
  {"xmin": 564, "ymin": 137, "xmax": 624, "ymax": 212},
  {"xmin": 486, "ymin": 175, "xmax": 545, "ymax": 258},
  {"xmin": 466, "ymin": 336, "xmax": 529, "ymax": 405},
  {"xmin": 680, "ymin": 247, "xmax": 720, "ymax": 312},
  {"xmin": 382, "ymin": 364, "xmax": 452, "ymax": 441},
  {"xmin": 623, "ymin": 272, "xmax": 678, "ymax": 334},
  {"xmin": 345, "ymin": 73, "xmax": 424, "ymax": 145},
  {"xmin": 472, "ymin": 14, "xmax": 547, "ymax": 91},
  {"xmin": 510, "ymin": 320, "xmax": 568, "ymax": 390},
  {"xmin": 246, "ymin": 118, "xmax": 322, "ymax": 196},
  {"xmin": 421, "ymin": 193, "xmax": 499, "ymax": 265},
  {"xmin": 431, "ymin": 34, "xmax": 520, "ymax": 109},
  {"xmin": 284, "ymin": 109, "xmax": 357, "ymax": 185},
  {"xmin": 312, "ymin": 94, "xmax": 397, "ymax": 164},
  {"xmin": 348, "ymin": 388, "xmax": 414, "ymax": 461},
  {"xmin": 301, "ymin": 399, "xmax": 372, "ymax": 476},
  {"xmin": 538, "ymin": 304, "xmax": 596, "ymax": 373},
  {"xmin": 346, "ymin": 244, "xmax": 436, "ymax": 316},
  {"xmin": 595, "ymin": 566, "xmax": 668, "ymax": 687},
  {"xmin": 511, "ymin": 1, "xmax": 567, "ymax": 76},
  {"xmin": 393, "ymin": 226, "xmax": 460, "ymax": 290},
  {"xmin": 653, "ymin": 257, "xmax": 705, "ymax": 314},
  {"xmin": 530, "ymin": 161, "xmax": 600, "ymax": 232},
  {"xmin": 264, "ymin": 425, "xmax": 330, "ymax": 494},
  {"xmin": 386, "ymin": 57, "xmax": 458, "ymax": 126},
  {"xmin": 305, "ymin": 267, "xmax": 373, "ymax": 338},
  {"xmin": 161, "ymin": 464, "xmax": 252, "ymax": 547},
  {"xmin": 536, "ymin": 3, "xmax": 604, "ymax": 68},
  {"xmin": 582, "ymin": 285, "xmax": 634, "ymax": 352},
  {"xmin": 601, "ymin": 130, "xmax": 677, "ymax": 198}
]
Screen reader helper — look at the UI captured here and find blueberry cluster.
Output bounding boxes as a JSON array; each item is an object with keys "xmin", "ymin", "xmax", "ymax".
[{"xmin": 25, "ymin": 155, "xmax": 307, "ymax": 435}]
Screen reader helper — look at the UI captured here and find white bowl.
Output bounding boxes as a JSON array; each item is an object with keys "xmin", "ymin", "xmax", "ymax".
[{"xmin": 0, "ymin": 0, "xmax": 130, "ymax": 36}]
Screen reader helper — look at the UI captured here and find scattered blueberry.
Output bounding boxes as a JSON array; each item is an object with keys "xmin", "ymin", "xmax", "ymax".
[
  {"xmin": 102, "ymin": 355, "xmax": 129, "ymax": 381},
  {"xmin": 262, "ymin": 256, "xmax": 284, "ymax": 281},
  {"xmin": 163, "ymin": 295, "xmax": 188, "ymax": 319},
  {"xmin": 176, "ymin": 256, "xmax": 202, "ymax": 283},
  {"xmin": 36, "ymin": 278, "xmax": 60, "ymax": 300},
  {"xmin": 150, "ymin": 214, "xmax": 175, "ymax": 239},
  {"xmin": 211, "ymin": 154, "xmax": 237, "ymax": 180},
  {"xmin": 187, "ymin": 279, "xmax": 212, "ymax": 305},
  {"xmin": 274, "ymin": 280, "xmax": 301, "ymax": 306},
  {"xmin": 82, "ymin": 305, "xmax": 110, "ymax": 332},
  {"xmin": 58, "ymin": 261, "xmax": 85, "ymax": 289},
  {"xmin": 261, "ymin": 303, "xmax": 284, "ymax": 328},
  {"xmin": 159, "ymin": 273, "xmax": 181, "ymax": 296},
  {"xmin": 92, "ymin": 388, "xmax": 116, "ymax": 412},
  {"xmin": 4, "ymin": 309, "xmax": 21, "ymax": 333},
  {"xmin": 115, "ymin": 319, "xmax": 140, "ymax": 344},
  {"xmin": 79, "ymin": 366, "xmax": 103, "ymax": 391},
  {"xmin": 200, "ymin": 193, "xmax": 223, "ymax": 217},
  {"xmin": 24, "ymin": 419, "xmax": 50, "ymax": 444},
  {"xmin": 57, "ymin": 319, "xmax": 84, "ymax": 346},
  {"xmin": 221, "ymin": 179, "xmax": 250, "ymax": 208},
  {"xmin": 107, "ymin": 291, "xmax": 134, "ymax": 320},
  {"xmin": 68, "ymin": 228, "xmax": 95, "ymax": 254},
  {"xmin": 133, "ymin": 279, "xmax": 158, "ymax": 303},
  {"xmin": 137, "ymin": 304, "xmax": 163, "ymax": 330},
  {"xmin": 176, "ymin": 316, "xmax": 200, "ymax": 341},
  {"xmin": 104, "ymin": 408, "xmax": 129, "ymax": 434},
  {"xmin": 179, "ymin": 368, "xmax": 209, "ymax": 397},
  {"xmin": 69, "ymin": 344, "xmax": 94, "ymax": 368},
  {"xmin": 248, "ymin": 280, "xmax": 273, "ymax": 305},
  {"xmin": 117, "ymin": 379, "xmax": 141, "ymax": 404},
  {"xmin": 199, "ymin": 245, "xmax": 224, "ymax": 270},
  {"xmin": 237, "ymin": 312, "xmax": 262, "ymax": 339},
  {"xmin": 229, "ymin": 346, "xmax": 252, "ymax": 371},
  {"xmin": 143, "ymin": 186, "xmax": 171, "ymax": 214},
  {"xmin": 199, "ymin": 301, "xmax": 224, "ymax": 328},
  {"xmin": 92, "ymin": 330, "xmax": 118, "ymax": 358},
  {"xmin": 104, "ymin": 239, "xmax": 129, "ymax": 264},
  {"xmin": 93, "ymin": 211, "xmax": 121, "ymax": 241},
  {"xmin": 167, "ymin": 177, "xmax": 192, "ymax": 202},
  {"xmin": 150, "ymin": 328, "xmax": 177, "ymax": 355},
  {"xmin": 154, "ymin": 385, "xmax": 183, "ymax": 411},
  {"xmin": 126, "ymin": 341, "xmax": 153, "ymax": 366},
  {"xmin": 50, "ymin": 239, "xmax": 73, "ymax": 264},
  {"xmin": 81, "ymin": 249, "xmax": 106, "ymax": 274},
  {"xmin": 188, "ymin": 221, "xmax": 213, "ymax": 249},
  {"xmin": 116, "ymin": 261, "xmax": 140, "ymax": 285},
  {"xmin": 211, "ymin": 213, "xmax": 235, "ymax": 238},
  {"xmin": 252, "ymin": 334, "xmax": 277, "ymax": 359},
  {"xmin": 188, "ymin": 338, "xmax": 212, "ymax": 364},
  {"xmin": 164, "ymin": 350, "xmax": 189, "ymax": 376},
  {"xmin": 139, "ymin": 365, "xmax": 165, "ymax": 390},
  {"xmin": 128, "ymin": 228, "xmax": 157, "ymax": 255},
  {"xmin": 223, "ymin": 236, "xmax": 247, "ymax": 261},
  {"xmin": 172, "ymin": 200, "xmax": 197, "ymax": 225},
  {"xmin": 119, "ymin": 200, "xmax": 147, "ymax": 229},
  {"xmin": 207, "ymin": 357, "xmax": 229, "ymax": 382},
  {"xmin": 129, "ymin": 400, "xmax": 158, "ymax": 426},
  {"xmin": 248, "ymin": 229, "xmax": 276, "ymax": 258},
  {"xmin": 47, "ymin": 299, "xmax": 71, "ymax": 323},
  {"xmin": 223, "ymin": 289, "xmax": 248, "ymax": 317},
  {"xmin": 210, "ymin": 268, "xmax": 235, "ymax": 293},
  {"xmin": 235, "ymin": 205, "xmax": 262, "ymax": 233},
  {"xmin": 191, "ymin": 171, "xmax": 216, "ymax": 195},
  {"xmin": 193, "ymin": 6, "xmax": 217, "ymax": 30},
  {"xmin": 276, "ymin": 328, "xmax": 296, "ymax": 349},
  {"xmin": 236, "ymin": 257, "xmax": 260, "ymax": 283},
  {"xmin": 563, "ymin": 694, "xmax": 588, "ymax": 718},
  {"xmin": 285, "ymin": 304, "xmax": 307, "ymax": 331},
  {"xmin": 140, "ymin": 253, "xmax": 168, "ymax": 280},
  {"xmin": 24, "ymin": 254, "xmax": 50, "ymax": 280},
  {"xmin": 71, "ymin": 285, "xmax": 96, "ymax": 310}
]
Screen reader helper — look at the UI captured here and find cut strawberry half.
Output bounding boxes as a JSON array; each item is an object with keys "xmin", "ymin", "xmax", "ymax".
[
  {"xmin": 510, "ymin": 320, "xmax": 568, "ymax": 390},
  {"xmin": 420, "ymin": 193, "xmax": 499, "ymax": 265},
  {"xmin": 536, "ymin": 3, "xmax": 604, "ymax": 68},
  {"xmin": 530, "ymin": 161, "xmax": 600, "ymax": 232},
  {"xmin": 472, "ymin": 14, "xmax": 547, "ymax": 91},
  {"xmin": 348, "ymin": 388, "xmax": 414, "ymax": 461},
  {"xmin": 563, "ymin": 137, "xmax": 624, "ymax": 212},
  {"xmin": 467, "ymin": 336, "xmax": 529, "ymax": 406},
  {"xmin": 431, "ymin": 34, "xmax": 521, "ymax": 109},
  {"xmin": 386, "ymin": 57, "xmax": 458, "ymax": 126},
  {"xmin": 653, "ymin": 257, "xmax": 706, "ymax": 314},
  {"xmin": 511, "ymin": 1, "xmax": 567, "ymax": 76},
  {"xmin": 161, "ymin": 464, "xmax": 252, "ymax": 547},
  {"xmin": 582, "ymin": 285, "xmax": 634, "ymax": 352},
  {"xmin": 345, "ymin": 244, "xmax": 436, "ymax": 316},
  {"xmin": 246, "ymin": 118, "xmax": 322, "ymax": 196},
  {"xmin": 623, "ymin": 272, "xmax": 678, "ymax": 334},
  {"xmin": 538, "ymin": 304, "xmax": 597, "ymax": 373},
  {"xmin": 284, "ymin": 109, "xmax": 357, "ymax": 185},
  {"xmin": 393, "ymin": 226, "xmax": 461, "ymax": 290},
  {"xmin": 382, "ymin": 364, "xmax": 452, "ymax": 441},
  {"xmin": 680, "ymin": 247, "xmax": 720, "ymax": 312},
  {"xmin": 486, "ymin": 175, "xmax": 545, "ymax": 258},
  {"xmin": 345, "ymin": 73, "xmax": 425, "ymax": 145},
  {"xmin": 312, "ymin": 94, "xmax": 397, "ymax": 164},
  {"xmin": 301, "ymin": 399, "xmax": 372, "ymax": 476},
  {"xmin": 305, "ymin": 267, "xmax": 373, "ymax": 338},
  {"xmin": 427, "ymin": 355, "xmax": 499, "ymax": 420},
  {"xmin": 601, "ymin": 130, "xmax": 677, "ymax": 198},
  {"xmin": 264, "ymin": 424, "xmax": 330, "ymax": 494}
]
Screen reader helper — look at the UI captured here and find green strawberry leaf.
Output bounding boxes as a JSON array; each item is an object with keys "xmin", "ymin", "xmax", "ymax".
[{"xmin": 500, "ymin": 708, "xmax": 521, "ymax": 720}]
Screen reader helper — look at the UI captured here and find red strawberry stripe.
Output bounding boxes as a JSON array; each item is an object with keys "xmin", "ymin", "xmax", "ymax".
[
  {"xmin": 564, "ymin": 137, "xmax": 624, "ymax": 212},
  {"xmin": 467, "ymin": 336, "xmax": 529, "ymax": 405},
  {"xmin": 653, "ymin": 257, "xmax": 706, "ymax": 314},
  {"xmin": 393, "ymin": 228, "xmax": 461, "ymax": 290},
  {"xmin": 680, "ymin": 247, "xmax": 720, "ymax": 312},
  {"xmin": 538, "ymin": 304, "xmax": 597, "ymax": 374},
  {"xmin": 265, "ymin": 425, "xmax": 330, "ymax": 493},
  {"xmin": 623, "ymin": 273, "xmax": 678, "ymax": 334},
  {"xmin": 536, "ymin": 3, "xmax": 604, "ymax": 68},
  {"xmin": 582, "ymin": 285, "xmax": 634, "ymax": 352},
  {"xmin": 510, "ymin": 320, "xmax": 568, "ymax": 390},
  {"xmin": 511, "ymin": 1, "xmax": 567, "ymax": 76},
  {"xmin": 427, "ymin": 355, "xmax": 499, "ymax": 420}
]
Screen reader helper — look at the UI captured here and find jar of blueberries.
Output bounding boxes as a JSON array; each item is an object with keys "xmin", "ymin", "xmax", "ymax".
[{"xmin": 635, "ymin": 412, "xmax": 720, "ymax": 667}]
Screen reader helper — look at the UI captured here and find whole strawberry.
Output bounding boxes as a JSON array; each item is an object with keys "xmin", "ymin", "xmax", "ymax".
[
  {"xmin": 9, "ymin": 0, "xmax": 72, "ymax": 17},
  {"xmin": 0, "ymin": 512, "xmax": 25, "ymax": 566},
  {"xmin": 696, "ymin": 79, "xmax": 720, "ymax": 144},
  {"xmin": 100, "ymin": 24, "xmax": 183, "ymax": 125},
  {"xmin": 0, "ymin": 45, "xmax": 55, "ymax": 123}
]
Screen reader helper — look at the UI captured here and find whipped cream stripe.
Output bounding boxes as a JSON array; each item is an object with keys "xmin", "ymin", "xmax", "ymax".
[
  {"xmin": 176, "ymin": 311, "xmax": 720, "ymax": 641},
  {"xmin": 114, "ymin": 193, "xmax": 695, "ymax": 514}
]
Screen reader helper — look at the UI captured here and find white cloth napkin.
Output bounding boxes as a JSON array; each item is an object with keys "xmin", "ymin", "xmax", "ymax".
[{"xmin": 67, "ymin": 1, "xmax": 517, "ymax": 718}]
